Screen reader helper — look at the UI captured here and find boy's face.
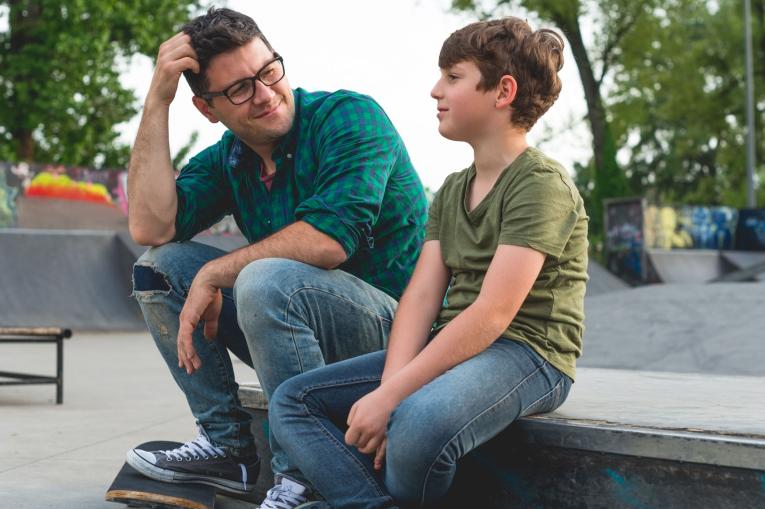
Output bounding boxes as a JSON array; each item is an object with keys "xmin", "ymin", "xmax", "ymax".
[
  {"xmin": 430, "ymin": 60, "xmax": 498, "ymax": 143},
  {"xmin": 193, "ymin": 37, "xmax": 295, "ymax": 151}
]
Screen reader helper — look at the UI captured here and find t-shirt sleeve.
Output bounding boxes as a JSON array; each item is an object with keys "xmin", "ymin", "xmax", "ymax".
[
  {"xmin": 424, "ymin": 184, "xmax": 445, "ymax": 242},
  {"xmin": 172, "ymin": 138, "xmax": 231, "ymax": 242},
  {"xmin": 294, "ymin": 96, "xmax": 399, "ymax": 258},
  {"xmin": 498, "ymin": 168, "xmax": 580, "ymax": 259}
]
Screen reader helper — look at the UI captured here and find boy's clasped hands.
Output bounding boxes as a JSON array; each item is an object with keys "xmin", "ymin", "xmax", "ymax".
[{"xmin": 345, "ymin": 385, "xmax": 400, "ymax": 471}]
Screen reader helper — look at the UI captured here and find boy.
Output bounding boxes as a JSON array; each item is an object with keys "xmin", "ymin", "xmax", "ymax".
[{"xmin": 263, "ymin": 17, "xmax": 588, "ymax": 509}]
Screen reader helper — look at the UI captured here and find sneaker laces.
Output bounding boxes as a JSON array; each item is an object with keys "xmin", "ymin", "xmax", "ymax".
[
  {"xmin": 159, "ymin": 429, "xmax": 226, "ymax": 462},
  {"xmin": 260, "ymin": 482, "xmax": 308, "ymax": 509}
]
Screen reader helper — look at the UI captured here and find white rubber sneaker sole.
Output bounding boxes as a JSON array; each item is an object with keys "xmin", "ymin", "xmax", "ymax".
[{"xmin": 125, "ymin": 449, "xmax": 254, "ymax": 495}]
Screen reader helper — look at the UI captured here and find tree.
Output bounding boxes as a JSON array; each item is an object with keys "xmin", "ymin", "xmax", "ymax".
[
  {"xmin": 608, "ymin": 0, "xmax": 764, "ymax": 207},
  {"xmin": 0, "ymin": 0, "xmax": 202, "ymax": 168}
]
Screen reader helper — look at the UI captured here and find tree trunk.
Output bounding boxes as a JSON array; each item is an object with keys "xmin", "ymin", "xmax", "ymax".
[
  {"xmin": 8, "ymin": 0, "xmax": 42, "ymax": 162},
  {"xmin": 550, "ymin": 10, "xmax": 629, "ymax": 236}
]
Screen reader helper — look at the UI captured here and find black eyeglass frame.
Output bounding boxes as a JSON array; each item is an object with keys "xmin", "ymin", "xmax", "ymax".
[{"xmin": 201, "ymin": 54, "xmax": 285, "ymax": 105}]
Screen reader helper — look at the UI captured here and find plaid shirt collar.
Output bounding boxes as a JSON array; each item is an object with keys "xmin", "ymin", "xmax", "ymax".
[{"xmin": 227, "ymin": 88, "xmax": 303, "ymax": 173}]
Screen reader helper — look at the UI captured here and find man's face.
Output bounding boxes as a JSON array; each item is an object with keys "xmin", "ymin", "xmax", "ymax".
[
  {"xmin": 197, "ymin": 37, "xmax": 295, "ymax": 152},
  {"xmin": 430, "ymin": 60, "xmax": 497, "ymax": 143}
]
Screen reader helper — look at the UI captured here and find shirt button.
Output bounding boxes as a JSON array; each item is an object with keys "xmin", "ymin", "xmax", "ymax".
[{"xmin": 286, "ymin": 153, "xmax": 292, "ymax": 159}]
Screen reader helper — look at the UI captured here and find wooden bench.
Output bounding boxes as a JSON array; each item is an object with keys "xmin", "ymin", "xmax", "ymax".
[{"xmin": 0, "ymin": 327, "xmax": 72, "ymax": 404}]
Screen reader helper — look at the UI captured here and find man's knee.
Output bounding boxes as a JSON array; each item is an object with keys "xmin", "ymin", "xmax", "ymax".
[
  {"xmin": 133, "ymin": 244, "xmax": 182, "ymax": 295},
  {"xmin": 134, "ymin": 242, "xmax": 222, "ymax": 296},
  {"xmin": 233, "ymin": 258, "xmax": 317, "ymax": 314}
]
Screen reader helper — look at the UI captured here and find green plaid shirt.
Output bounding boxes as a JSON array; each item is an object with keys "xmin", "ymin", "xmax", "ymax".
[{"xmin": 173, "ymin": 88, "xmax": 428, "ymax": 299}]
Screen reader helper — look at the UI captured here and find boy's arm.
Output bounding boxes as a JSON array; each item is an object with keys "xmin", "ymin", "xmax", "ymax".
[
  {"xmin": 380, "ymin": 240, "xmax": 451, "ymax": 384},
  {"xmin": 345, "ymin": 244, "xmax": 544, "ymax": 453},
  {"xmin": 382, "ymin": 244, "xmax": 544, "ymax": 398}
]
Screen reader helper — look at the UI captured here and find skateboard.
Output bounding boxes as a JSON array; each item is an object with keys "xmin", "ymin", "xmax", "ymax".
[{"xmin": 105, "ymin": 441, "xmax": 217, "ymax": 509}]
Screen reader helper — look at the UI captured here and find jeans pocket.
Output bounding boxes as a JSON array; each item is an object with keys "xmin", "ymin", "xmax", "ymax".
[{"xmin": 521, "ymin": 376, "xmax": 566, "ymax": 417}]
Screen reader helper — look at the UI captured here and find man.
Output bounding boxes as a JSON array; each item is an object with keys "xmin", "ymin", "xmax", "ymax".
[{"xmin": 125, "ymin": 7, "xmax": 427, "ymax": 506}]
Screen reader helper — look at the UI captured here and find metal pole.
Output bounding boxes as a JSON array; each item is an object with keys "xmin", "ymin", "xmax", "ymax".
[{"xmin": 744, "ymin": 0, "xmax": 757, "ymax": 207}]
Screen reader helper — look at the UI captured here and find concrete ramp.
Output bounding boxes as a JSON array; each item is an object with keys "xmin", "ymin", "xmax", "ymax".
[
  {"xmin": 721, "ymin": 251, "xmax": 765, "ymax": 281},
  {"xmin": 586, "ymin": 260, "xmax": 630, "ymax": 296},
  {"xmin": 646, "ymin": 248, "xmax": 728, "ymax": 283},
  {"xmin": 582, "ymin": 282, "xmax": 765, "ymax": 376},
  {"xmin": 0, "ymin": 229, "xmax": 145, "ymax": 331}
]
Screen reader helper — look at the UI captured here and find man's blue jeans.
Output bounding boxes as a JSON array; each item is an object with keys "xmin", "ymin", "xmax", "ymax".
[
  {"xmin": 132, "ymin": 241, "xmax": 397, "ymax": 472},
  {"xmin": 269, "ymin": 339, "xmax": 572, "ymax": 509}
]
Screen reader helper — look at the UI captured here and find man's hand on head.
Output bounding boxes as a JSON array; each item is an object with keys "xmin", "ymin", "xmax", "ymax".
[
  {"xmin": 148, "ymin": 32, "xmax": 200, "ymax": 108},
  {"xmin": 176, "ymin": 265, "xmax": 223, "ymax": 375}
]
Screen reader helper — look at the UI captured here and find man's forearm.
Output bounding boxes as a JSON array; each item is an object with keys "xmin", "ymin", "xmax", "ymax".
[
  {"xmin": 127, "ymin": 102, "xmax": 178, "ymax": 245},
  {"xmin": 200, "ymin": 221, "xmax": 348, "ymax": 288}
]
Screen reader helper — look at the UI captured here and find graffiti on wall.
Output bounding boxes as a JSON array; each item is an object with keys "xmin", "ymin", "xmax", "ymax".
[
  {"xmin": 0, "ymin": 169, "xmax": 17, "ymax": 228},
  {"xmin": 644, "ymin": 206, "xmax": 737, "ymax": 250},
  {"xmin": 0, "ymin": 162, "xmax": 129, "ymax": 224},
  {"xmin": 736, "ymin": 209, "xmax": 765, "ymax": 251},
  {"xmin": 0, "ymin": 161, "xmax": 241, "ymax": 236},
  {"xmin": 604, "ymin": 198, "xmax": 645, "ymax": 283}
]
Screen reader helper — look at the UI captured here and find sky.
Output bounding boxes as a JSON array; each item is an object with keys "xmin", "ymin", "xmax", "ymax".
[{"xmin": 117, "ymin": 1, "xmax": 592, "ymax": 190}]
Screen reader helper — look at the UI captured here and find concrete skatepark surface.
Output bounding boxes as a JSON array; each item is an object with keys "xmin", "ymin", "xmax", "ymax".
[
  {"xmin": 581, "ymin": 281, "xmax": 765, "ymax": 376},
  {"xmin": 0, "ymin": 332, "xmax": 257, "ymax": 509}
]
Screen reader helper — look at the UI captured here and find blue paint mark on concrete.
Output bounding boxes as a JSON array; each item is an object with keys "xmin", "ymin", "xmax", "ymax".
[
  {"xmin": 470, "ymin": 451, "xmax": 541, "ymax": 509},
  {"xmin": 605, "ymin": 469, "xmax": 654, "ymax": 509}
]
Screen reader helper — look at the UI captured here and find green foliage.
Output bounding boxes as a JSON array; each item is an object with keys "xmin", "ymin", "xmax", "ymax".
[
  {"xmin": 0, "ymin": 0, "xmax": 202, "ymax": 168},
  {"xmin": 172, "ymin": 130, "xmax": 199, "ymax": 169},
  {"xmin": 609, "ymin": 0, "xmax": 765, "ymax": 207}
]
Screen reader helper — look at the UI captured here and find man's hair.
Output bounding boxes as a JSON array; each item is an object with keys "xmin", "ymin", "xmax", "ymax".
[
  {"xmin": 439, "ymin": 17, "xmax": 564, "ymax": 131},
  {"xmin": 182, "ymin": 7, "xmax": 274, "ymax": 97}
]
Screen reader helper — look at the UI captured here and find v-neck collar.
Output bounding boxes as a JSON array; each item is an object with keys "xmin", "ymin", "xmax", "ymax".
[{"xmin": 462, "ymin": 147, "xmax": 532, "ymax": 221}]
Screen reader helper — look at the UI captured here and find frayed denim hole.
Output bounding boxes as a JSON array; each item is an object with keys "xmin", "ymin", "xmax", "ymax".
[{"xmin": 133, "ymin": 264, "xmax": 172, "ymax": 294}]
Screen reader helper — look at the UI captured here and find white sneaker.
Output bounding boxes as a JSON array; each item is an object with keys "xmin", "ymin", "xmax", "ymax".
[{"xmin": 259, "ymin": 474, "xmax": 312, "ymax": 509}]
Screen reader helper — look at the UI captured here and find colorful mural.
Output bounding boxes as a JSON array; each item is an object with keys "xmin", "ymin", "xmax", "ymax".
[
  {"xmin": 644, "ymin": 206, "xmax": 737, "ymax": 250},
  {"xmin": 606, "ymin": 200, "xmax": 761, "ymax": 282},
  {"xmin": 26, "ymin": 172, "xmax": 113, "ymax": 205},
  {"xmin": 0, "ymin": 168, "xmax": 17, "ymax": 228},
  {"xmin": 736, "ymin": 209, "xmax": 765, "ymax": 251},
  {"xmin": 604, "ymin": 198, "xmax": 645, "ymax": 283},
  {"xmin": 0, "ymin": 162, "xmax": 128, "ymax": 226},
  {"xmin": 0, "ymin": 161, "xmax": 241, "ymax": 236}
]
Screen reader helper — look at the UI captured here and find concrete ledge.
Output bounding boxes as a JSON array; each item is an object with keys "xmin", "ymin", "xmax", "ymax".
[
  {"xmin": 240, "ymin": 368, "xmax": 765, "ymax": 507},
  {"xmin": 239, "ymin": 367, "xmax": 765, "ymax": 470}
]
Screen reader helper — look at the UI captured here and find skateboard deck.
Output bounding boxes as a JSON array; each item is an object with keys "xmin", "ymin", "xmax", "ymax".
[{"xmin": 105, "ymin": 441, "xmax": 216, "ymax": 509}]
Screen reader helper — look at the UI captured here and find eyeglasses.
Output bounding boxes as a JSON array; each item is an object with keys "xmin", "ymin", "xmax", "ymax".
[{"xmin": 201, "ymin": 54, "xmax": 285, "ymax": 105}]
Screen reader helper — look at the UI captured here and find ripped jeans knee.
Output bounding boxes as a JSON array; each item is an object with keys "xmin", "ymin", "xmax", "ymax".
[{"xmin": 132, "ymin": 242, "xmax": 228, "ymax": 300}]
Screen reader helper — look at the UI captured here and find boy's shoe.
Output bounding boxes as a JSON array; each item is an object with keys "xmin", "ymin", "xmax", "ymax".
[
  {"xmin": 126, "ymin": 427, "xmax": 260, "ymax": 496},
  {"xmin": 259, "ymin": 475, "xmax": 312, "ymax": 509}
]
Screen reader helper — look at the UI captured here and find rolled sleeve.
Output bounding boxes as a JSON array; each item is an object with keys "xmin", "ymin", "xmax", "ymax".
[
  {"xmin": 294, "ymin": 96, "xmax": 398, "ymax": 258},
  {"xmin": 173, "ymin": 139, "xmax": 231, "ymax": 242}
]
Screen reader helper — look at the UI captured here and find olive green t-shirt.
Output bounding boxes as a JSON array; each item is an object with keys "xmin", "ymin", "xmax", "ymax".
[{"xmin": 425, "ymin": 147, "xmax": 588, "ymax": 380}]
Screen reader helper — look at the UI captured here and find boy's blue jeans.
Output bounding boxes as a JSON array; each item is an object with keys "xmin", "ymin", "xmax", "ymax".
[
  {"xmin": 270, "ymin": 339, "xmax": 572, "ymax": 509},
  {"xmin": 131, "ymin": 241, "xmax": 397, "ymax": 470}
]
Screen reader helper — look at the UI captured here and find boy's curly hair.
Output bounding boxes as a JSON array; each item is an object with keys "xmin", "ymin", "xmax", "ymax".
[
  {"xmin": 439, "ymin": 17, "xmax": 564, "ymax": 131},
  {"xmin": 181, "ymin": 7, "xmax": 274, "ymax": 98}
]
